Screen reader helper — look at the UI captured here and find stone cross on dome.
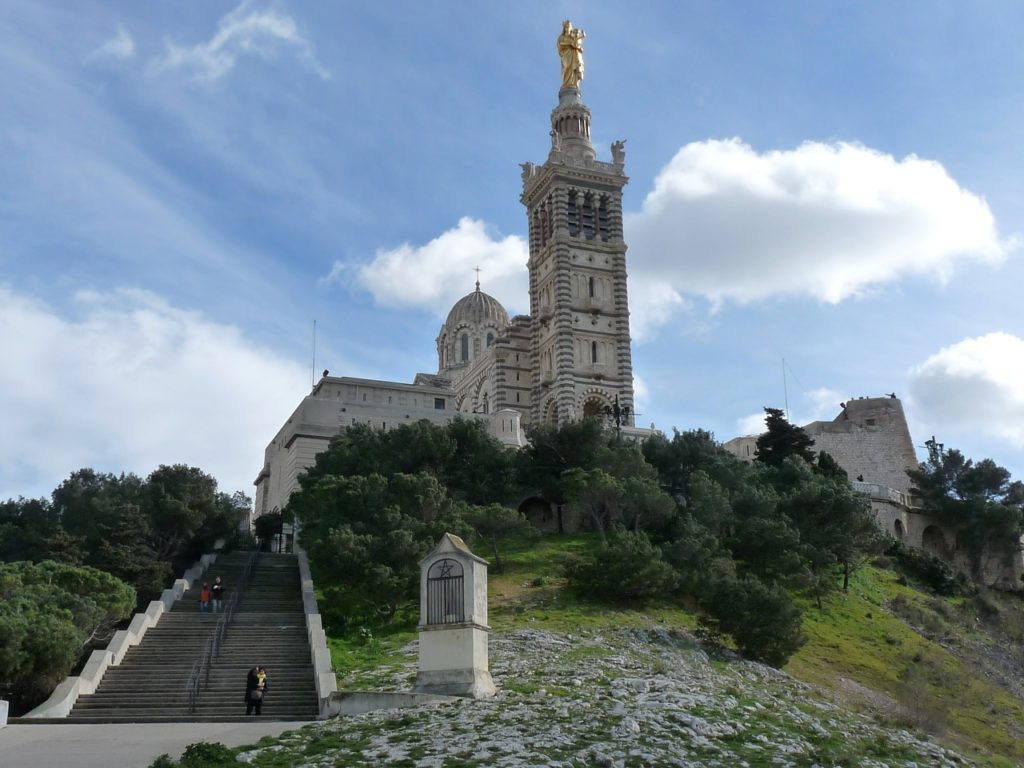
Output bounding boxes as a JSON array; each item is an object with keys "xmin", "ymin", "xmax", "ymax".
[{"xmin": 474, "ymin": 266, "xmax": 481, "ymax": 291}]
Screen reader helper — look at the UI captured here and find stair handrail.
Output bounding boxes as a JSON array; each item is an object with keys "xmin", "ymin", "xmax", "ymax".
[
  {"xmin": 187, "ymin": 549, "xmax": 259, "ymax": 714},
  {"xmin": 212, "ymin": 549, "xmax": 258, "ymax": 660}
]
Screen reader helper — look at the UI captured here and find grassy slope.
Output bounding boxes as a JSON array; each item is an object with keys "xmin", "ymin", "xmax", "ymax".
[{"xmin": 321, "ymin": 534, "xmax": 1023, "ymax": 766}]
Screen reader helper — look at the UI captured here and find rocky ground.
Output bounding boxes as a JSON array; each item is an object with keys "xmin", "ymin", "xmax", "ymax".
[{"xmin": 235, "ymin": 627, "xmax": 973, "ymax": 767}]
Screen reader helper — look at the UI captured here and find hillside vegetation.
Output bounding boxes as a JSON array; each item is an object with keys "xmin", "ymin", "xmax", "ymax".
[
  {"xmin": 161, "ymin": 534, "xmax": 1024, "ymax": 767},
  {"xmin": 154, "ymin": 416, "xmax": 1024, "ymax": 766}
]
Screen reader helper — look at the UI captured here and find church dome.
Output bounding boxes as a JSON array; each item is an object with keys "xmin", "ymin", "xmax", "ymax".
[{"xmin": 444, "ymin": 284, "xmax": 509, "ymax": 330}]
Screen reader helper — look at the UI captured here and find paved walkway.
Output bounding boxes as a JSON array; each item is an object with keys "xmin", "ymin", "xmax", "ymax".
[{"xmin": 0, "ymin": 721, "xmax": 312, "ymax": 768}]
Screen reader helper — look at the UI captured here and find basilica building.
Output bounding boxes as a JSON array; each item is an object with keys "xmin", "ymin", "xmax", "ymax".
[{"xmin": 254, "ymin": 32, "xmax": 642, "ymax": 518}]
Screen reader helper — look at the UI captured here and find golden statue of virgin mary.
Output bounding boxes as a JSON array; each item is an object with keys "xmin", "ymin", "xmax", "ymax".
[{"xmin": 557, "ymin": 20, "xmax": 585, "ymax": 89}]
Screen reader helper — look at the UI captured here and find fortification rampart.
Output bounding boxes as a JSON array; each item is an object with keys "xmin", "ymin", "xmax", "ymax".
[{"xmin": 724, "ymin": 396, "xmax": 1023, "ymax": 591}]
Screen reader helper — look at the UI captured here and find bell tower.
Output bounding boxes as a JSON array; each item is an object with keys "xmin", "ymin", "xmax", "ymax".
[{"xmin": 520, "ymin": 21, "xmax": 635, "ymax": 426}]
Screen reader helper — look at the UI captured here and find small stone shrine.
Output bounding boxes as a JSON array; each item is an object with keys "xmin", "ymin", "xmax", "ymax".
[{"xmin": 414, "ymin": 533, "xmax": 496, "ymax": 698}]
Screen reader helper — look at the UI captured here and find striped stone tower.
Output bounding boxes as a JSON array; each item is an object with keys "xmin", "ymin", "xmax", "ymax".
[{"xmin": 520, "ymin": 67, "xmax": 635, "ymax": 426}]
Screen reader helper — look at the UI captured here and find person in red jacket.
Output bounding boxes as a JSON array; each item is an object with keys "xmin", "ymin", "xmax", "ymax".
[{"xmin": 199, "ymin": 582, "xmax": 211, "ymax": 612}]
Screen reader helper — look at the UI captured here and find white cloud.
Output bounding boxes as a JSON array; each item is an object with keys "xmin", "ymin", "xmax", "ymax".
[
  {"xmin": 736, "ymin": 411, "xmax": 767, "ymax": 437},
  {"xmin": 908, "ymin": 332, "xmax": 1024, "ymax": 447},
  {"xmin": 338, "ymin": 217, "xmax": 530, "ymax": 317},
  {"xmin": 734, "ymin": 388, "xmax": 844, "ymax": 438},
  {"xmin": 629, "ymin": 277, "xmax": 686, "ymax": 341},
  {"xmin": 0, "ymin": 285, "xmax": 308, "ymax": 501},
  {"xmin": 801, "ymin": 387, "xmax": 846, "ymax": 423},
  {"xmin": 627, "ymin": 139, "xmax": 1015, "ymax": 319},
  {"xmin": 150, "ymin": 3, "xmax": 328, "ymax": 81},
  {"xmin": 89, "ymin": 24, "xmax": 135, "ymax": 61}
]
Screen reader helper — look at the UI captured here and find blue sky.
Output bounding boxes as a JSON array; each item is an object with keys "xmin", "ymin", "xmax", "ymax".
[{"xmin": 2, "ymin": 1, "xmax": 1023, "ymax": 500}]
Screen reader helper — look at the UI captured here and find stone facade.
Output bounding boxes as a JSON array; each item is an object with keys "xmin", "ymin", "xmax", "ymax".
[
  {"xmin": 521, "ymin": 87, "xmax": 636, "ymax": 426},
  {"xmin": 254, "ymin": 78, "xmax": 641, "ymax": 518},
  {"xmin": 723, "ymin": 396, "xmax": 1024, "ymax": 590}
]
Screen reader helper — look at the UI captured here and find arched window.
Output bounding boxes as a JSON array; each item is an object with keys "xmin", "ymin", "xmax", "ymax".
[
  {"xmin": 426, "ymin": 558, "xmax": 465, "ymax": 624},
  {"xmin": 461, "ymin": 334, "xmax": 469, "ymax": 362},
  {"xmin": 486, "ymin": 332, "xmax": 494, "ymax": 347},
  {"xmin": 591, "ymin": 340, "xmax": 598, "ymax": 364},
  {"xmin": 588, "ymin": 276, "xmax": 595, "ymax": 298}
]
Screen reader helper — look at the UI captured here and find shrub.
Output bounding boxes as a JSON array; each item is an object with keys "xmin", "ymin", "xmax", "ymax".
[
  {"xmin": 181, "ymin": 742, "xmax": 238, "ymax": 767},
  {"xmin": 701, "ymin": 574, "xmax": 806, "ymax": 667},
  {"xmin": 564, "ymin": 529, "xmax": 677, "ymax": 604},
  {"xmin": 887, "ymin": 543, "xmax": 966, "ymax": 596}
]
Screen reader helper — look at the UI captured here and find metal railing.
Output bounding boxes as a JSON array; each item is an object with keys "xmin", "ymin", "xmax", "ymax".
[{"xmin": 186, "ymin": 549, "xmax": 259, "ymax": 713}]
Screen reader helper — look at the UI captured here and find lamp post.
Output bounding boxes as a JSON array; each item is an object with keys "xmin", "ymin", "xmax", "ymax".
[{"xmin": 603, "ymin": 395, "xmax": 630, "ymax": 442}]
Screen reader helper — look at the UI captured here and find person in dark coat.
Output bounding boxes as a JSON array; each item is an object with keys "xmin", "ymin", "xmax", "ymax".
[
  {"xmin": 211, "ymin": 576, "xmax": 225, "ymax": 613},
  {"xmin": 245, "ymin": 666, "xmax": 267, "ymax": 715}
]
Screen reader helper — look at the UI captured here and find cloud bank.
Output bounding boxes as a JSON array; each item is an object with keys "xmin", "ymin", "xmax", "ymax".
[
  {"xmin": 0, "ymin": 286, "xmax": 308, "ymax": 501},
  {"xmin": 908, "ymin": 332, "xmax": 1024, "ymax": 447},
  {"xmin": 337, "ymin": 217, "xmax": 530, "ymax": 318},
  {"xmin": 628, "ymin": 139, "xmax": 1013, "ymax": 318},
  {"xmin": 338, "ymin": 140, "xmax": 1014, "ymax": 342},
  {"xmin": 151, "ymin": 3, "xmax": 328, "ymax": 81}
]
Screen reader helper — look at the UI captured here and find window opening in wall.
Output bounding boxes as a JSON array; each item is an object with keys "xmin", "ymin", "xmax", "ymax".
[
  {"xmin": 388, "ymin": 396, "xmax": 392, "ymax": 404},
  {"xmin": 461, "ymin": 334, "xmax": 469, "ymax": 362},
  {"xmin": 516, "ymin": 392, "xmax": 521, "ymax": 403},
  {"xmin": 591, "ymin": 340, "xmax": 598, "ymax": 363},
  {"xmin": 362, "ymin": 393, "xmax": 367, "ymax": 401},
  {"xmin": 487, "ymin": 332, "xmax": 494, "ymax": 347},
  {"xmin": 588, "ymin": 276, "xmax": 595, "ymax": 298},
  {"xmin": 567, "ymin": 191, "xmax": 579, "ymax": 237},
  {"xmin": 598, "ymin": 198, "xmax": 610, "ymax": 241},
  {"xmin": 434, "ymin": 398, "xmax": 446, "ymax": 410},
  {"xmin": 865, "ymin": 418, "xmax": 876, "ymax": 426},
  {"xmin": 582, "ymin": 193, "xmax": 595, "ymax": 239},
  {"xmin": 382, "ymin": 422, "xmax": 386, "ymax": 429}
]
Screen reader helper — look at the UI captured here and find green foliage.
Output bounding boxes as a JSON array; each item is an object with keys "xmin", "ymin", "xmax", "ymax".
[
  {"xmin": 302, "ymin": 418, "xmax": 517, "ymax": 505},
  {"xmin": 887, "ymin": 542, "xmax": 966, "ymax": 596},
  {"xmin": 181, "ymin": 742, "xmax": 239, "ymax": 767},
  {"xmin": 560, "ymin": 467, "xmax": 624, "ymax": 541},
  {"xmin": 148, "ymin": 743, "xmax": 239, "ymax": 768},
  {"xmin": 908, "ymin": 439, "xmax": 1024, "ymax": 571},
  {"xmin": 754, "ymin": 407, "xmax": 816, "ymax": 467},
  {"xmin": 0, "ymin": 560, "xmax": 134, "ymax": 712},
  {"xmin": 701, "ymin": 573, "xmax": 806, "ymax": 667},
  {"xmin": 641, "ymin": 428, "xmax": 725, "ymax": 499},
  {"xmin": 564, "ymin": 529, "xmax": 677, "ymax": 604},
  {"xmin": 520, "ymin": 418, "xmax": 609, "ymax": 503},
  {"xmin": 465, "ymin": 503, "xmax": 533, "ymax": 573},
  {"xmin": 293, "ymin": 472, "xmax": 470, "ymax": 624},
  {"xmin": 3, "ymin": 465, "xmax": 249, "ymax": 607}
]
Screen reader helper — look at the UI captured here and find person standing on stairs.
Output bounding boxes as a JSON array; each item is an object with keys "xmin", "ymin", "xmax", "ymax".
[
  {"xmin": 245, "ymin": 666, "xmax": 268, "ymax": 715},
  {"xmin": 211, "ymin": 576, "xmax": 225, "ymax": 612},
  {"xmin": 199, "ymin": 582, "xmax": 211, "ymax": 612}
]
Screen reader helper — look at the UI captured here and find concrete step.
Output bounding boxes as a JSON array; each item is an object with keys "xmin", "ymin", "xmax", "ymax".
[{"xmin": 67, "ymin": 552, "xmax": 320, "ymax": 722}]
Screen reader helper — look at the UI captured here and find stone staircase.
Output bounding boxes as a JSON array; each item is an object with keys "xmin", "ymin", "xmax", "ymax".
[{"xmin": 52, "ymin": 552, "xmax": 319, "ymax": 723}]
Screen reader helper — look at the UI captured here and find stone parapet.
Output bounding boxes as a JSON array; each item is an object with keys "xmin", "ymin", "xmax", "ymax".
[{"xmin": 295, "ymin": 545, "xmax": 336, "ymax": 718}]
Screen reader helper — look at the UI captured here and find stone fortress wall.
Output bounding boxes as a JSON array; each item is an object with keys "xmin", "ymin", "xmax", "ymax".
[{"xmin": 724, "ymin": 396, "xmax": 1023, "ymax": 591}]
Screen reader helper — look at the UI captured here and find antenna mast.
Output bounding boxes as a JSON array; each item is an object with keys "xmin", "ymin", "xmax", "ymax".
[
  {"xmin": 311, "ymin": 319, "xmax": 317, "ymax": 389},
  {"xmin": 782, "ymin": 357, "xmax": 790, "ymax": 421}
]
